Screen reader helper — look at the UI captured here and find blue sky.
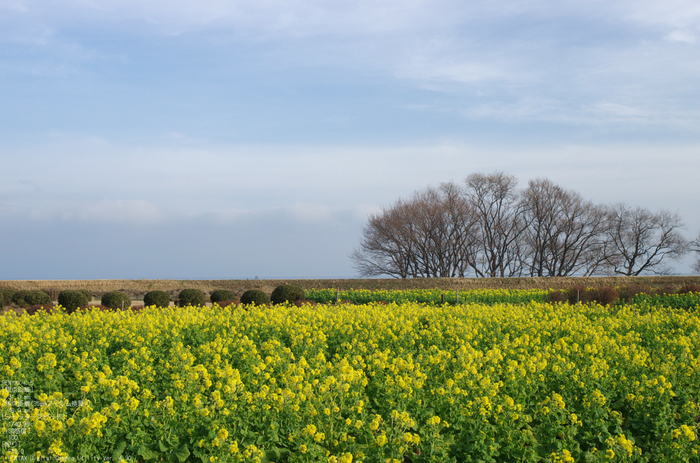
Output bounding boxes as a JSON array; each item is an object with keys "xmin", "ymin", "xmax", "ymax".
[{"xmin": 1, "ymin": 0, "xmax": 699, "ymax": 279}]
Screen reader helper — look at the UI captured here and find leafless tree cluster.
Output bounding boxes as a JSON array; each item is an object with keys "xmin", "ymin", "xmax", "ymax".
[
  {"xmin": 350, "ymin": 183, "xmax": 479, "ymax": 278},
  {"xmin": 352, "ymin": 172, "xmax": 692, "ymax": 278},
  {"xmin": 691, "ymin": 232, "xmax": 700, "ymax": 274}
]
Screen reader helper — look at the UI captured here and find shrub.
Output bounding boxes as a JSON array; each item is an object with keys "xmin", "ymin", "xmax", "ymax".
[
  {"xmin": 101, "ymin": 291, "xmax": 131, "ymax": 310},
  {"xmin": 25, "ymin": 304, "xmax": 56, "ymax": 316},
  {"xmin": 270, "ymin": 284, "xmax": 305, "ymax": 305},
  {"xmin": 240, "ymin": 290, "xmax": 270, "ymax": 306},
  {"xmin": 564, "ymin": 285, "xmax": 588, "ymax": 304},
  {"xmin": 655, "ymin": 284, "xmax": 676, "ymax": 296},
  {"xmin": 12, "ymin": 290, "xmax": 52, "ymax": 308},
  {"xmin": 587, "ymin": 287, "xmax": 620, "ymax": 306},
  {"xmin": 677, "ymin": 284, "xmax": 700, "ymax": 294},
  {"xmin": 210, "ymin": 290, "xmax": 237, "ymax": 304},
  {"xmin": 547, "ymin": 289, "xmax": 568, "ymax": 304},
  {"xmin": 563, "ymin": 286, "xmax": 620, "ymax": 306},
  {"xmin": 620, "ymin": 284, "xmax": 653, "ymax": 302},
  {"xmin": 144, "ymin": 290, "xmax": 171, "ymax": 308},
  {"xmin": 11, "ymin": 290, "xmax": 29, "ymax": 307},
  {"xmin": 58, "ymin": 290, "xmax": 90, "ymax": 314},
  {"xmin": 178, "ymin": 289, "xmax": 206, "ymax": 307},
  {"xmin": 216, "ymin": 300, "xmax": 239, "ymax": 309},
  {"xmin": 79, "ymin": 289, "xmax": 93, "ymax": 302},
  {"xmin": 0, "ymin": 289, "xmax": 15, "ymax": 308}
]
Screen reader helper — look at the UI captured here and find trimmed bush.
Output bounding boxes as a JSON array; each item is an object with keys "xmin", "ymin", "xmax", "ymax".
[
  {"xmin": 144, "ymin": 290, "xmax": 171, "ymax": 308},
  {"xmin": 58, "ymin": 290, "xmax": 90, "ymax": 314},
  {"xmin": 0, "ymin": 289, "xmax": 15, "ymax": 308},
  {"xmin": 12, "ymin": 290, "xmax": 51, "ymax": 308},
  {"xmin": 240, "ymin": 289, "xmax": 270, "ymax": 306},
  {"xmin": 178, "ymin": 289, "xmax": 206, "ymax": 307},
  {"xmin": 210, "ymin": 290, "xmax": 237, "ymax": 304},
  {"xmin": 11, "ymin": 290, "xmax": 30, "ymax": 307},
  {"xmin": 79, "ymin": 289, "xmax": 93, "ymax": 302},
  {"xmin": 271, "ymin": 284, "xmax": 305, "ymax": 305},
  {"xmin": 101, "ymin": 291, "xmax": 131, "ymax": 310}
]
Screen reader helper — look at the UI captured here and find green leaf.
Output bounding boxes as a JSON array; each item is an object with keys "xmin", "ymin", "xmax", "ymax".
[
  {"xmin": 265, "ymin": 447, "xmax": 289, "ymax": 462},
  {"xmin": 112, "ymin": 440, "xmax": 127, "ymax": 459},
  {"xmin": 175, "ymin": 444, "xmax": 190, "ymax": 462},
  {"xmin": 138, "ymin": 445, "xmax": 157, "ymax": 460},
  {"xmin": 265, "ymin": 447, "xmax": 281, "ymax": 461}
]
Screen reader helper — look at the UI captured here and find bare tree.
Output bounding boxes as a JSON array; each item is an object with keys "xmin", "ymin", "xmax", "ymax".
[
  {"xmin": 691, "ymin": 231, "xmax": 700, "ymax": 274},
  {"xmin": 413, "ymin": 182, "xmax": 479, "ymax": 277},
  {"xmin": 350, "ymin": 198, "xmax": 417, "ymax": 278},
  {"xmin": 438, "ymin": 181, "xmax": 481, "ymax": 277},
  {"xmin": 465, "ymin": 172, "xmax": 526, "ymax": 277},
  {"xmin": 602, "ymin": 204, "xmax": 689, "ymax": 276},
  {"xmin": 350, "ymin": 183, "xmax": 479, "ymax": 278},
  {"xmin": 352, "ymin": 171, "xmax": 691, "ymax": 278},
  {"xmin": 519, "ymin": 178, "xmax": 609, "ymax": 277}
]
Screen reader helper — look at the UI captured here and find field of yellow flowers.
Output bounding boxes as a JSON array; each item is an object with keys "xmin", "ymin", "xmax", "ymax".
[{"xmin": 1, "ymin": 294, "xmax": 700, "ymax": 462}]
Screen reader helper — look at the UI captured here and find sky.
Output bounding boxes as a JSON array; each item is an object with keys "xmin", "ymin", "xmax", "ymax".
[{"xmin": 1, "ymin": 0, "xmax": 699, "ymax": 279}]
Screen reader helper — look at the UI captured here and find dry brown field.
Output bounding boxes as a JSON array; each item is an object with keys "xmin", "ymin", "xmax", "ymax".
[{"xmin": 2, "ymin": 275, "xmax": 700, "ymax": 300}]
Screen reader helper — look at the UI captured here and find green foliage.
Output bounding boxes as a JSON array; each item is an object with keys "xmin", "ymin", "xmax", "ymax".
[
  {"xmin": 58, "ymin": 290, "xmax": 90, "ymax": 314},
  {"xmin": 101, "ymin": 291, "xmax": 131, "ymax": 310},
  {"xmin": 12, "ymin": 290, "xmax": 52, "ymax": 307},
  {"xmin": 304, "ymin": 288, "xmax": 549, "ymax": 305},
  {"xmin": 178, "ymin": 288, "xmax": 206, "ymax": 307},
  {"xmin": 240, "ymin": 289, "xmax": 270, "ymax": 306},
  {"xmin": 11, "ymin": 290, "xmax": 30, "ymax": 306},
  {"xmin": 0, "ymin": 289, "xmax": 15, "ymax": 308},
  {"xmin": 79, "ymin": 289, "xmax": 93, "ymax": 302},
  {"xmin": 631, "ymin": 292, "xmax": 700, "ymax": 311},
  {"xmin": 210, "ymin": 290, "xmax": 237, "ymax": 304},
  {"xmin": 270, "ymin": 284, "xmax": 305, "ymax": 305},
  {"xmin": 143, "ymin": 290, "xmax": 171, "ymax": 308}
]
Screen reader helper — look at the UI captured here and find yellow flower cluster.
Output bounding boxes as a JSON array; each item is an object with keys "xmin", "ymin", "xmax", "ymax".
[{"xmin": 1, "ymin": 294, "xmax": 700, "ymax": 461}]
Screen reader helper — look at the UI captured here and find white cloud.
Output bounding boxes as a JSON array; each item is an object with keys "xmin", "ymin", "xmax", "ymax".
[
  {"xmin": 73, "ymin": 199, "xmax": 165, "ymax": 223},
  {"xmin": 205, "ymin": 208, "xmax": 253, "ymax": 224},
  {"xmin": 4, "ymin": 136, "xmax": 698, "ymax": 228},
  {"xmin": 586, "ymin": 102, "xmax": 646, "ymax": 121},
  {"xmin": 624, "ymin": 0, "xmax": 700, "ymax": 30},
  {"xmin": 353, "ymin": 204, "xmax": 383, "ymax": 221},
  {"xmin": 665, "ymin": 30, "xmax": 697, "ymax": 44},
  {"xmin": 3, "ymin": 0, "xmax": 700, "ymax": 131},
  {"xmin": 285, "ymin": 202, "xmax": 333, "ymax": 223}
]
